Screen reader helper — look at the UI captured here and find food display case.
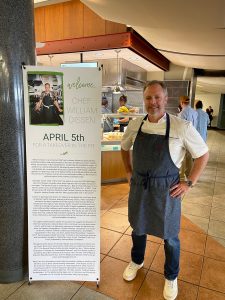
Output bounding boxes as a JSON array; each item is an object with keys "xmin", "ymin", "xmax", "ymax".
[{"xmin": 101, "ymin": 113, "xmax": 144, "ymax": 183}]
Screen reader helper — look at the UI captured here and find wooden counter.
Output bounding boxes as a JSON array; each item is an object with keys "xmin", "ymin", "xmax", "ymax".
[{"xmin": 101, "ymin": 150, "xmax": 128, "ymax": 183}]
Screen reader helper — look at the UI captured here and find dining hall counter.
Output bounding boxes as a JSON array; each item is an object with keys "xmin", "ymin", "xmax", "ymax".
[
  {"xmin": 101, "ymin": 114, "xmax": 144, "ymax": 183},
  {"xmin": 101, "ymin": 139, "xmax": 130, "ymax": 183}
]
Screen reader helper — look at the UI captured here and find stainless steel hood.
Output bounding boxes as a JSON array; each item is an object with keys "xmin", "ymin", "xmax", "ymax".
[{"xmin": 99, "ymin": 58, "xmax": 147, "ymax": 91}]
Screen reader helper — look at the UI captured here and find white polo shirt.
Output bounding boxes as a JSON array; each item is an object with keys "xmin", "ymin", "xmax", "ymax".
[{"xmin": 121, "ymin": 113, "xmax": 208, "ymax": 168}]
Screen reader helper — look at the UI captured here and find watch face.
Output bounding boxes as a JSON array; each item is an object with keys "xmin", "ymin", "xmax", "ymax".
[{"xmin": 187, "ymin": 180, "xmax": 193, "ymax": 187}]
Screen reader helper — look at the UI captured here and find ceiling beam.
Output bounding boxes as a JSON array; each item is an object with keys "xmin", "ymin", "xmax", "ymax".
[{"xmin": 36, "ymin": 31, "xmax": 170, "ymax": 71}]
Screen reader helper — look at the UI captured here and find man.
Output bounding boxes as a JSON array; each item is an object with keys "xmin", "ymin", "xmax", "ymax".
[
  {"xmin": 178, "ymin": 95, "xmax": 198, "ymax": 179},
  {"xmin": 121, "ymin": 81, "xmax": 209, "ymax": 300},
  {"xmin": 101, "ymin": 97, "xmax": 114, "ymax": 132},
  {"xmin": 35, "ymin": 83, "xmax": 63, "ymax": 125},
  {"xmin": 195, "ymin": 100, "xmax": 210, "ymax": 142},
  {"xmin": 206, "ymin": 106, "xmax": 214, "ymax": 127},
  {"xmin": 179, "ymin": 96, "xmax": 198, "ymax": 128}
]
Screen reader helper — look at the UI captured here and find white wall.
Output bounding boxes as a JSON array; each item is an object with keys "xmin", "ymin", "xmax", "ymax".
[
  {"xmin": 147, "ymin": 64, "xmax": 193, "ymax": 81},
  {"xmin": 147, "ymin": 71, "xmax": 164, "ymax": 81},
  {"xmin": 164, "ymin": 63, "xmax": 193, "ymax": 80},
  {"xmin": 195, "ymin": 93, "xmax": 221, "ymax": 127}
]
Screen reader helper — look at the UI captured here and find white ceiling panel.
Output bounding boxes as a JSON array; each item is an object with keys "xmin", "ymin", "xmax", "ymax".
[
  {"xmin": 197, "ymin": 77, "xmax": 225, "ymax": 93},
  {"xmin": 37, "ymin": 48, "xmax": 161, "ymax": 71},
  {"xmin": 81, "ymin": 0, "xmax": 225, "ymax": 29},
  {"xmin": 81, "ymin": 0, "xmax": 225, "ymax": 71}
]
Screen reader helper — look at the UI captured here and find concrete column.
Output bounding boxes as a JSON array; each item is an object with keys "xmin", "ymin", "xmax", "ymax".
[
  {"xmin": 189, "ymin": 68, "xmax": 198, "ymax": 107},
  {"xmin": 0, "ymin": 0, "xmax": 35, "ymax": 282}
]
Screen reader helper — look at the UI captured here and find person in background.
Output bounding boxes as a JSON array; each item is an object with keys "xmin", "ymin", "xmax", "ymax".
[
  {"xmin": 121, "ymin": 80, "xmax": 209, "ymax": 300},
  {"xmin": 118, "ymin": 94, "xmax": 134, "ymax": 112},
  {"xmin": 178, "ymin": 96, "xmax": 198, "ymax": 179},
  {"xmin": 101, "ymin": 96, "xmax": 111, "ymax": 114},
  {"xmin": 118, "ymin": 94, "xmax": 134, "ymax": 132},
  {"xmin": 101, "ymin": 97, "xmax": 114, "ymax": 132},
  {"xmin": 195, "ymin": 100, "xmax": 210, "ymax": 142},
  {"xmin": 177, "ymin": 104, "xmax": 182, "ymax": 114},
  {"xmin": 179, "ymin": 96, "xmax": 198, "ymax": 128},
  {"xmin": 206, "ymin": 106, "xmax": 214, "ymax": 127}
]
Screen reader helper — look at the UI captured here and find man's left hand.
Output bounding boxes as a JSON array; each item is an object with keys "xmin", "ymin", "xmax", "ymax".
[{"xmin": 170, "ymin": 181, "xmax": 191, "ymax": 198}]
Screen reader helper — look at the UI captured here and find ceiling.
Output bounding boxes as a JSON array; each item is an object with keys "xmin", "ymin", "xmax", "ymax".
[
  {"xmin": 37, "ymin": 48, "xmax": 161, "ymax": 71},
  {"xmin": 35, "ymin": 0, "xmax": 225, "ymax": 94},
  {"xmin": 197, "ymin": 77, "xmax": 225, "ymax": 94},
  {"xmin": 80, "ymin": 0, "xmax": 225, "ymax": 94},
  {"xmin": 81, "ymin": 0, "xmax": 225, "ymax": 70}
]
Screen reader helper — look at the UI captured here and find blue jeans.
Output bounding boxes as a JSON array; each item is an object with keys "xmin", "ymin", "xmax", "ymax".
[{"xmin": 131, "ymin": 231, "xmax": 180, "ymax": 280}]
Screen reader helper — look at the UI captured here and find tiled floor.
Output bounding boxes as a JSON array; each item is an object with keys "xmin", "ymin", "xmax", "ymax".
[{"xmin": 1, "ymin": 129, "xmax": 225, "ymax": 300}]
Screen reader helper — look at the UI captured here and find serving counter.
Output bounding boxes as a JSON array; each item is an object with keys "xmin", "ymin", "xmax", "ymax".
[
  {"xmin": 101, "ymin": 113, "xmax": 143, "ymax": 183},
  {"xmin": 101, "ymin": 142, "xmax": 128, "ymax": 183}
]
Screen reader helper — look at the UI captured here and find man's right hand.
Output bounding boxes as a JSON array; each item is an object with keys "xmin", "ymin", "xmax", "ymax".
[
  {"xmin": 126, "ymin": 172, "xmax": 132, "ymax": 185},
  {"xmin": 121, "ymin": 148, "xmax": 132, "ymax": 185}
]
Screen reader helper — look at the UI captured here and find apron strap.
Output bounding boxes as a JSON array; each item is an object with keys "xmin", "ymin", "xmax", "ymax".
[
  {"xmin": 137, "ymin": 114, "xmax": 148, "ymax": 133},
  {"xmin": 165, "ymin": 113, "xmax": 170, "ymax": 139}
]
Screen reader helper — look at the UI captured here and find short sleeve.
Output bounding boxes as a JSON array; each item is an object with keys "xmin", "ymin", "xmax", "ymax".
[
  {"xmin": 121, "ymin": 117, "xmax": 143, "ymax": 151},
  {"xmin": 121, "ymin": 122, "xmax": 134, "ymax": 151},
  {"xmin": 183, "ymin": 122, "xmax": 208, "ymax": 158}
]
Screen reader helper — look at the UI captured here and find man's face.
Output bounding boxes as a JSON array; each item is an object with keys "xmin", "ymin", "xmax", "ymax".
[
  {"xmin": 143, "ymin": 84, "xmax": 168, "ymax": 118},
  {"xmin": 45, "ymin": 84, "xmax": 50, "ymax": 92},
  {"xmin": 180, "ymin": 102, "xmax": 185, "ymax": 109}
]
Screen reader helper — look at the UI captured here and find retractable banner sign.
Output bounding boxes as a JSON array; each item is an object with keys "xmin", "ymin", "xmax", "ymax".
[{"xmin": 23, "ymin": 66, "xmax": 101, "ymax": 282}]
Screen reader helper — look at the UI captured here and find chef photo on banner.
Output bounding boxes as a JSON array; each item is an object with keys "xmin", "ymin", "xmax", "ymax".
[{"xmin": 28, "ymin": 72, "xmax": 64, "ymax": 125}]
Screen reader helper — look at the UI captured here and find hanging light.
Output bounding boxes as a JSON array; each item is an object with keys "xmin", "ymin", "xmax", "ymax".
[
  {"xmin": 113, "ymin": 49, "xmax": 125, "ymax": 94},
  {"xmin": 48, "ymin": 54, "xmax": 54, "ymax": 66}
]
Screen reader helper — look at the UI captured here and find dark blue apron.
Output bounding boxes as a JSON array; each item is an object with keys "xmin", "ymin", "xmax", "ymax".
[
  {"xmin": 128, "ymin": 113, "xmax": 181, "ymax": 239},
  {"xmin": 42, "ymin": 94, "xmax": 63, "ymax": 125}
]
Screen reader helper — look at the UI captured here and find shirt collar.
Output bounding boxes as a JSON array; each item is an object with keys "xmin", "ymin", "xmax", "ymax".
[{"xmin": 146, "ymin": 113, "xmax": 167, "ymax": 124}]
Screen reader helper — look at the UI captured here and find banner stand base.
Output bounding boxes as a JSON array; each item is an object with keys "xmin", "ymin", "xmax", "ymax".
[{"xmin": 28, "ymin": 279, "xmax": 100, "ymax": 287}]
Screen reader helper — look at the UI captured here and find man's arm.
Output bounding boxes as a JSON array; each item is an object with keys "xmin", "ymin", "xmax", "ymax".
[
  {"xmin": 35, "ymin": 97, "xmax": 43, "ymax": 111},
  {"xmin": 54, "ymin": 99, "xmax": 63, "ymax": 112},
  {"xmin": 170, "ymin": 151, "xmax": 209, "ymax": 197},
  {"xmin": 188, "ymin": 152, "xmax": 209, "ymax": 185},
  {"xmin": 121, "ymin": 148, "xmax": 132, "ymax": 184}
]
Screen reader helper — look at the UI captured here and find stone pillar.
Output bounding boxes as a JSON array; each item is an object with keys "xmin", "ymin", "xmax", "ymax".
[
  {"xmin": 164, "ymin": 80, "xmax": 190, "ymax": 115},
  {"xmin": 189, "ymin": 69, "xmax": 198, "ymax": 107},
  {"xmin": 0, "ymin": 0, "xmax": 35, "ymax": 282}
]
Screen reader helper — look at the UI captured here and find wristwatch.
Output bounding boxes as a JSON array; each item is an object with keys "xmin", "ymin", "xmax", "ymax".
[{"xmin": 186, "ymin": 180, "xmax": 194, "ymax": 188}]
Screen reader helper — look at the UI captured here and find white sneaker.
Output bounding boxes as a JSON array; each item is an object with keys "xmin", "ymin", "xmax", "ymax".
[
  {"xmin": 123, "ymin": 261, "xmax": 144, "ymax": 281},
  {"xmin": 163, "ymin": 278, "xmax": 178, "ymax": 300}
]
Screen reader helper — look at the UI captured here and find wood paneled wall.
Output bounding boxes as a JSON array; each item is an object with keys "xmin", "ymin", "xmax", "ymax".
[{"xmin": 35, "ymin": 0, "xmax": 126, "ymax": 42}]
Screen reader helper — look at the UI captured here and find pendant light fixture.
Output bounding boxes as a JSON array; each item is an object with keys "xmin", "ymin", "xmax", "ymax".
[
  {"xmin": 48, "ymin": 54, "xmax": 54, "ymax": 66},
  {"xmin": 113, "ymin": 49, "xmax": 124, "ymax": 94}
]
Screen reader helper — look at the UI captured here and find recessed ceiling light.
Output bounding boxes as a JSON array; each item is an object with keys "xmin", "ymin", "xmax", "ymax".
[
  {"xmin": 129, "ymin": 57, "xmax": 140, "ymax": 61},
  {"xmin": 95, "ymin": 53, "xmax": 104, "ymax": 57},
  {"xmin": 36, "ymin": 42, "xmax": 46, "ymax": 48}
]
